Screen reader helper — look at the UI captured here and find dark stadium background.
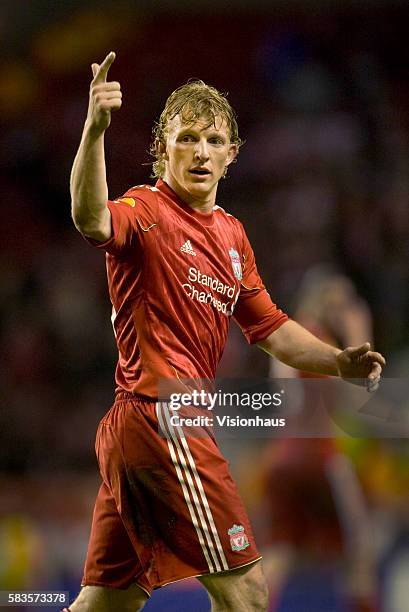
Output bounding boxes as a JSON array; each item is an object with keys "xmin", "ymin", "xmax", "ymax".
[{"xmin": 1, "ymin": 1, "xmax": 409, "ymax": 610}]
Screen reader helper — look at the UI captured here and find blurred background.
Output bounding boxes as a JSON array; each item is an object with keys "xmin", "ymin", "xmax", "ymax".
[{"xmin": 1, "ymin": 0, "xmax": 409, "ymax": 610}]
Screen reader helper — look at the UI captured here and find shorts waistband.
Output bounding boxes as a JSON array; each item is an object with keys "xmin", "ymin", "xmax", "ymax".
[{"xmin": 115, "ymin": 391, "xmax": 158, "ymax": 404}]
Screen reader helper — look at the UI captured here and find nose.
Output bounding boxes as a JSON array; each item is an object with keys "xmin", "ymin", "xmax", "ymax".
[{"xmin": 194, "ymin": 138, "xmax": 209, "ymax": 162}]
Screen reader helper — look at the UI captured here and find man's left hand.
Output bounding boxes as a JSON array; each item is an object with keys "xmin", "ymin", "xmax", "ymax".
[{"xmin": 336, "ymin": 342, "xmax": 386, "ymax": 392}]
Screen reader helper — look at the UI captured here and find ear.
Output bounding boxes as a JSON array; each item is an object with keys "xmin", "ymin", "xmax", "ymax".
[
  {"xmin": 156, "ymin": 138, "xmax": 169, "ymax": 161},
  {"xmin": 226, "ymin": 143, "xmax": 238, "ymax": 166}
]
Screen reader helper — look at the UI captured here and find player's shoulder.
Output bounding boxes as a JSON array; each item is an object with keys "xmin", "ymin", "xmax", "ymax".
[
  {"xmin": 214, "ymin": 204, "xmax": 254, "ymax": 255},
  {"xmin": 114, "ymin": 184, "xmax": 159, "ymax": 226},
  {"xmin": 214, "ymin": 203, "xmax": 239, "ymax": 222},
  {"xmin": 214, "ymin": 203, "xmax": 246, "ymax": 234},
  {"xmin": 121, "ymin": 183, "xmax": 161, "ymax": 203}
]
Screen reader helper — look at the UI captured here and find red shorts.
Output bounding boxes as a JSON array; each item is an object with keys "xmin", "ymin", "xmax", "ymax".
[{"xmin": 82, "ymin": 393, "xmax": 261, "ymax": 595}]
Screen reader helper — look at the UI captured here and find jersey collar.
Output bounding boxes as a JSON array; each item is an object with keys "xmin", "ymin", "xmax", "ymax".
[{"xmin": 156, "ymin": 179, "xmax": 215, "ymax": 227}]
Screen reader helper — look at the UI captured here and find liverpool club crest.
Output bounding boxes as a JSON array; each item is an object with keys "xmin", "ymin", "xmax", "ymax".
[
  {"xmin": 229, "ymin": 248, "xmax": 242, "ymax": 281},
  {"xmin": 228, "ymin": 524, "xmax": 250, "ymax": 551}
]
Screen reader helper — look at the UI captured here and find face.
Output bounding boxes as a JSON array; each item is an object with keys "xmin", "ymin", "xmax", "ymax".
[{"xmin": 161, "ymin": 114, "xmax": 237, "ymax": 205}]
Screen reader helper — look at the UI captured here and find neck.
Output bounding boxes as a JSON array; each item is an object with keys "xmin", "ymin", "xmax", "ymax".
[{"xmin": 163, "ymin": 175, "xmax": 216, "ymax": 214}]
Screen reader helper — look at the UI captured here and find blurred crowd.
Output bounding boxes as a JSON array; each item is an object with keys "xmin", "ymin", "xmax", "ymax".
[{"xmin": 1, "ymin": 1, "xmax": 409, "ymax": 610}]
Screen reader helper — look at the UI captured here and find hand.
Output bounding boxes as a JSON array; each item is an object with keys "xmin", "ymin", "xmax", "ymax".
[
  {"xmin": 87, "ymin": 51, "xmax": 122, "ymax": 135},
  {"xmin": 336, "ymin": 342, "xmax": 386, "ymax": 392}
]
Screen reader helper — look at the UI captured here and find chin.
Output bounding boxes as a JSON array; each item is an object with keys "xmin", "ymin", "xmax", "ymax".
[
  {"xmin": 189, "ymin": 187, "xmax": 212, "ymax": 200},
  {"xmin": 186, "ymin": 180, "xmax": 215, "ymax": 196}
]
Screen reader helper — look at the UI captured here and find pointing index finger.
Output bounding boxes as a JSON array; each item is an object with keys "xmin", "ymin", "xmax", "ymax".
[{"xmin": 93, "ymin": 51, "xmax": 116, "ymax": 83}]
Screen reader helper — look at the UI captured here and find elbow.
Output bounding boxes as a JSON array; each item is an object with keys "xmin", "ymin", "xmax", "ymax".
[
  {"xmin": 71, "ymin": 201, "xmax": 88, "ymax": 234},
  {"xmin": 71, "ymin": 201, "xmax": 111, "ymax": 242}
]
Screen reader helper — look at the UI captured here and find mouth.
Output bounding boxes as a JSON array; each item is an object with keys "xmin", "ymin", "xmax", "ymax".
[{"xmin": 189, "ymin": 168, "xmax": 211, "ymax": 176}]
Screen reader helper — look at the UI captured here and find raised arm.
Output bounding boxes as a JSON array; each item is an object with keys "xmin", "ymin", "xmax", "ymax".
[
  {"xmin": 258, "ymin": 319, "xmax": 385, "ymax": 391},
  {"xmin": 70, "ymin": 52, "xmax": 122, "ymax": 241}
]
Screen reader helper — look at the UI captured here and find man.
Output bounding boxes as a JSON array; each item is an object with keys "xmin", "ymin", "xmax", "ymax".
[
  {"xmin": 265, "ymin": 269, "xmax": 379, "ymax": 610},
  {"xmin": 68, "ymin": 52, "xmax": 385, "ymax": 612}
]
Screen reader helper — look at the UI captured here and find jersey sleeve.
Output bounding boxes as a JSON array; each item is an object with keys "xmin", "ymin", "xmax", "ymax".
[
  {"xmin": 84, "ymin": 187, "xmax": 158, "ymax": 256},
  {"xmin": 233, "ymin": 225, "xmax": 288, "ymax": 344}
]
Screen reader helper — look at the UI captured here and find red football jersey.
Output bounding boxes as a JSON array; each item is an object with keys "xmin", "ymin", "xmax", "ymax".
[{"xmin": 88, "ymin": 179, "xmax": 288, "ymax": 397}]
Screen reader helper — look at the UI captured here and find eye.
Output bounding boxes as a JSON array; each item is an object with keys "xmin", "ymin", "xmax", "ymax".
[
  {"xmin": 209, "ymin": 137, "xmax": 224, "ymax": 145},
  {"xmin": 180, "ymin": 134, "xmax": 196, "ymax": 142}
]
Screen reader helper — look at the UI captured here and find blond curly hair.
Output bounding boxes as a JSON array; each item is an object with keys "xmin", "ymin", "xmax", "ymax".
[{"xmin": 150, "ymin": 80, "xmax": 243, "ymax": 178}]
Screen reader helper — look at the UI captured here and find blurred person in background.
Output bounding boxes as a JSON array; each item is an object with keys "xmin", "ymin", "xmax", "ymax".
[
  {"xmin": 344, "ymin": 437, "xmax": 409, "ymax": 612},
  {"xmin": 67, "ymin": 51, "xmax": 385, "ymax": 612},
  {"xmin": 264, "ymin": 266, "xmax": 379, "ymax": 612}
]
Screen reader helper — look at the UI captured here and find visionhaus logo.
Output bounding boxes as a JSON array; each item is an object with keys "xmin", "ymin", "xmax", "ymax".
[{"xmin": 215, "ymin": 414, "xmax": 286, "ymax": 427}]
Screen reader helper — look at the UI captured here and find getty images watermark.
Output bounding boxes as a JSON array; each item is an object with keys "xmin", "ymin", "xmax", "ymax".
[
  {"xmin": 157, "ymin": 378, "xmax": 409, "ymax": 439},
  {"xmin": 168, "ymin": 388, "xmax": 286, "ymax": 429}
]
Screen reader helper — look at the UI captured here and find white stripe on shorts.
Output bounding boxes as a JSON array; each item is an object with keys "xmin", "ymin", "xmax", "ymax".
[
  {"xmin": 156, "ymin": 402, "xmax": 217, "ymax": 572},
  {"xmin": 170, "ymin": 414, "xmax": 229, "ymax": 570},
  {"xmin": 157, "ymin": 402, "xmax": 229, "ymax": 572},
  {"xmin": 162, "ymin": 404, "xmax": 226, "ymax": 572}
]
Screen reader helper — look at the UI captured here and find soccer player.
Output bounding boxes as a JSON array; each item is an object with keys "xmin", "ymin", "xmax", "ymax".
[{"xmin": 67, "ymin": 52, "xmax": 385, "ymax": 612}]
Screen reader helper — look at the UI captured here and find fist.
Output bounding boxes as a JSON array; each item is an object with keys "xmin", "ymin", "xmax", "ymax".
[{"xmin": 87, "ymin": 51, "xmax": 122, "ymax": 135}]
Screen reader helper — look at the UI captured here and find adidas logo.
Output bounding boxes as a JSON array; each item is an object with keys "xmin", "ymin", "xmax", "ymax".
[{"xmin": 180, "ymin": 240, "xmax": 196, "ymax": 256}]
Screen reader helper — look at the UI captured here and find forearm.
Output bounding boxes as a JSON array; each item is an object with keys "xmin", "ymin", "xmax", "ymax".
[
  {"xmin": 70, "ymin": 122, "xmax": 111, "ymax": 240},
  {"xmin": 258, "ymin": 319, "xmax": 341, "ymax": 376}
]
